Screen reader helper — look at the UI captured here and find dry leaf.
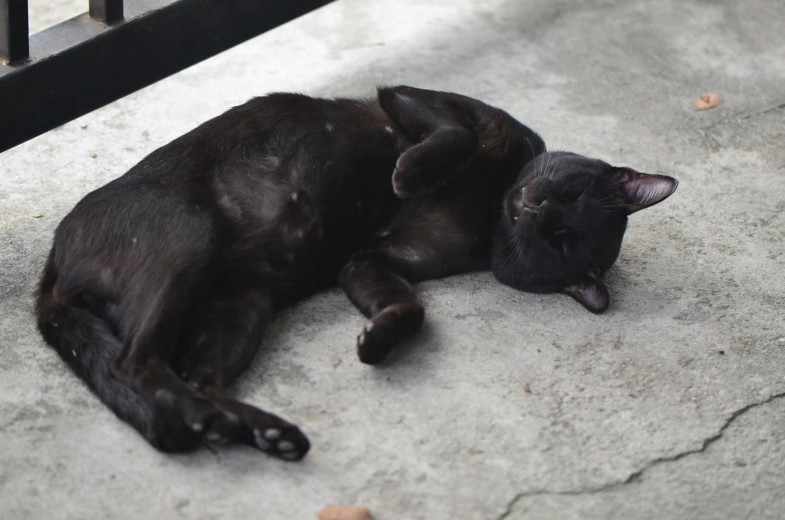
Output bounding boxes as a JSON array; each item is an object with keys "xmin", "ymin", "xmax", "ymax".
[
  {"xmin": 695, "ymin": 93, "xmax": 723, "ymax": 111},
  {"xmin": 317, "ymin": 505, "xmax": 372, "ymax": 520}
]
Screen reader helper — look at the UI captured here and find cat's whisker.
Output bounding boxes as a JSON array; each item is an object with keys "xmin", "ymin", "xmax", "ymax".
[
  {"xmin": 524, "ymin": 137, "xmax": 538, "ymax": 165},
  {"xmin": 538, "ymin": 152, "xmax": 550, "ymax": 179},
  {"xmin": 545, "ymin": 150, "xmax": 556, "ymax": 181}
]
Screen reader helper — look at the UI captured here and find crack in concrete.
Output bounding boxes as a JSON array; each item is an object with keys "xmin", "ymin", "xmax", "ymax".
[
  {"xmin": 701, "ymin": 100, "xmax": 785, "ymax": 131},
  {"xmin": 494, "ymin": 390, "xmax": 785, "ymax": 520},
  {"xmin": 739, "ymin": 101, "xmax": 785, "ymax": 120},
  {"xmin": 699, "ymin": 100, "xmax": 785, "ymax": 149}
]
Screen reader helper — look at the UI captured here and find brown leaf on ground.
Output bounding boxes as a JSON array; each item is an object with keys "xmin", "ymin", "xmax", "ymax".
[
  {"xmin": 695, "ymin": 93, "xmax": 723, "ymax": 110},
  {"xmin": 317, "ymin": 505, "xmax": 372, "ymax": 520}
]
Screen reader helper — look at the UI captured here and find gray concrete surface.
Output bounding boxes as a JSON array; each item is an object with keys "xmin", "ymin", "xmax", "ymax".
[
  {"xmin": 28, "ymin": 0, "xmax": 85, "ymax": 34},
  {"xmin": 2, "ymin": 0, "xmax": 785, "ymax": 518}
]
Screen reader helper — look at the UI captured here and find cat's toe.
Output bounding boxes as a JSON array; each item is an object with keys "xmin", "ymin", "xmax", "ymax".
[
  {"xmin": 251, "ymin": 427, "xmax": 283, "ymax": 449},
  {"xmin": 275, "ymin": 429, "xmax": 310, "ymax": 460},
  {"xmin": 253, "ymin": 428, "xmax": 272, "ymax": 450},
  {"xmin": 264, "ymin": 428, "xmax": 282, "ymax": 440},
  {"xmin": 196, "ymin": 409, "xmax": 236, "ymax": 445},
  {"xmin": 205, "ymin": 429, "xmax": 229, "ymax": 445},
  {"xmin": 187, "ymin": 365, "xmax": 220, "ymax": 393}
]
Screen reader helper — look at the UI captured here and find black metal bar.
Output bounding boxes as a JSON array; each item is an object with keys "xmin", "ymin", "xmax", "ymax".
[
  {"xmin": 89, "ymin": 0, "xmax": 123, "ymax": 24},
  {"xmin": 0, "ymin": 0, "xmax": 334, "ymax": 153},
  {"xmin": 0, "ymin": 0, "xmax": 29, "ymax": 63}
]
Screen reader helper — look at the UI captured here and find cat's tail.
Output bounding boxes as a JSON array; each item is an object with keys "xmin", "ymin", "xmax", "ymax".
[{"xmin": 35, "ymin": 249, "xmax": 163, "ymax": 446}]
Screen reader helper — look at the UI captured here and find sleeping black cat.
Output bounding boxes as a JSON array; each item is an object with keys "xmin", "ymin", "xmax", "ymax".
[{"xmin": 36, "ymin": 86, "xmax": 677, "ymax": 458}]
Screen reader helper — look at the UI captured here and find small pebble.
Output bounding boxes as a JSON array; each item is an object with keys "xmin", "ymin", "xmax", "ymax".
[
  {"xmin": 695, "ymin": 93, "xmax": 723, "ymax": 111},
  {"xmin": 317, "ymin": 505, "xmax": 371, "ymax": 520}
]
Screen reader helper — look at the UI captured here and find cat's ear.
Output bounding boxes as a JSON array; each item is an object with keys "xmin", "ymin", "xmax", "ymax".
[
  {"xmin": 563, "ymin": 275, "xmax": 609, "ymax": 314},
  {"xmin": 614, "ymin": 168, "xmax": 678, "ymax": 214}
]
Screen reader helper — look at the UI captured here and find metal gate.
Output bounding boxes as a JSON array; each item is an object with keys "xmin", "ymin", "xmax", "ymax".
[{"xmin": 0, "ymin": 0, "xmax": 333, "ymax": 153}]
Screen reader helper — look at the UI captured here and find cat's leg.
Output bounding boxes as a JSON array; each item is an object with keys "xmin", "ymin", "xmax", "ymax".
[
  {"xmin": 113, "ymin": 317, "xmax": 310, "ymax": 459},
  {"xmin": 175, "ymin": 284, "xmax": 272, "ymax": 395},
  {"xmin": 112, "ymin": 361, "xmax": 309, "ymax": 459},
  {"xmin": 339, "ymin": 250, "xmax": 425, "ymax": 364},
  {"xmin": 109, "ymin": 264, "xmax": 308, "ymax": 457},
  {"xmin": 340, "ymin": 198, "xmax": 489, "ymax": 364},
  {"xmin": 171, "ymin": 283, "xmax": 311, "ymax": 459},
  {"xmin": 378, "ymin": 86, "xmax": 478, "ymax": 197}
]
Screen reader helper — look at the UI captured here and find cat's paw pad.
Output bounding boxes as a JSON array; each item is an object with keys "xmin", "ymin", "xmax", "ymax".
[
  {"xmin": 184, "ymin": 403, "xmax": 237, "ymax": 445},
  {"xmin": 186, "ymin": 365, "xmax": 220, "ymax": 393},
  {"xmin": 252, "ymin": 426, "xmax": 310, "ymax": 461},
  {"xmin": 152, "ymin": 391, "xmax": 238, "ymax": 449},
  {"xmin": 205, "ymin": 429, "xmax": 230, "ymax": 445},
  {"xmin": 356, "ymin": 322, "xmax": 374, "ymax": 347}
]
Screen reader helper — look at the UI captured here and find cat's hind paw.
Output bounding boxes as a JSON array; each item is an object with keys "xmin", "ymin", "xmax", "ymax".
[
  {"xmin": 252, "ymin": 426, "xmax": 310, "ymax": 460},
  {"xmin": 213, "ymin": 399, "xmax": 311, "ymax": 461}
]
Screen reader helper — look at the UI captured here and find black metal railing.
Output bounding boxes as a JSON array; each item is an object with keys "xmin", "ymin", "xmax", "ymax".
[{"xmin": 0, "ymin": 0, "xmax": 333, "ymax": 153}]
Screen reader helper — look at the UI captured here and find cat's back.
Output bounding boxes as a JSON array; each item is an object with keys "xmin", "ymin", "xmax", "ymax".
[{"xmin": 206, "ymin": 93, "xmax": 403, "ymax": 217}]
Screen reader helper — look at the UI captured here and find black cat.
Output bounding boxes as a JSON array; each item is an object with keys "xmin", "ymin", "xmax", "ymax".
[{"xmin": 36, "ymin": 86, "xmax": 677, "ymax": 458}]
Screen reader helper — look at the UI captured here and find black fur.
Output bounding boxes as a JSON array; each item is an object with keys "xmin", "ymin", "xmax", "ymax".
[
  {"xmin": 492, "ymin": 152, "xmax": 677, "ymax": 312},
  {"xmin": 36, "ymin": 86, "xmax": 677, "ymax": 456}
]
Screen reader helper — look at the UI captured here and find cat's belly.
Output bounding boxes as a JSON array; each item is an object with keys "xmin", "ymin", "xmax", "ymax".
[{"xmin": 215, "ymin": 178, "xmax": 398, "ymax": 299}]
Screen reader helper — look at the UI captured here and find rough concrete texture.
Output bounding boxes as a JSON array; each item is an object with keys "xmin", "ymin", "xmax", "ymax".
[
  {"xmin": 27, "ymin": 0, "xmax": 86, "ymax": 34},
  {"xmin": 1, "ymin": 0, "xmax": 784, "ymax": 518}
]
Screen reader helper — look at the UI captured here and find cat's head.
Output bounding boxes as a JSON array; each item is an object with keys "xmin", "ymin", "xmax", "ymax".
[{"xmin": 491, "ymin": 151, "xmax": 677, "ymax": 313}]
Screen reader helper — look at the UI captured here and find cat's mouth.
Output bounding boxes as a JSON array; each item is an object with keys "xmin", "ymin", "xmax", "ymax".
[{"xmin": 505, "ymin": 187, "xmax": 523, "ymax": 222}]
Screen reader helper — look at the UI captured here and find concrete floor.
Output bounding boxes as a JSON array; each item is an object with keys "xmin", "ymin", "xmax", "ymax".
[
  {"xmin": 26, "ymin": 0, "xmax": 86, "ymax": 34},
  {"xmin": 2, "ymin": 0, "xmax": 785, "ymax": 518}
]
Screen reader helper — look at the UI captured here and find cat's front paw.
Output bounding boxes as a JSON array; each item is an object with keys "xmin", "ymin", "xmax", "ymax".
[
  {"xmin": 392, "ymin": 163, "xmax": 426, "ymax": 199},
  {"xmin": 392, "ymin": 147, "xmax": 433, "ymax": 198},
  {"xmin": 356, "ymin": 303, "xmax": 425, "ymax": 364}
]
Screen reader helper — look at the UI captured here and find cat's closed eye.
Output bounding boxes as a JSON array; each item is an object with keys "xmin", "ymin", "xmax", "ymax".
[{"xmin": 557, "ymin": 187, "xmax": 585, "ymax": 203}]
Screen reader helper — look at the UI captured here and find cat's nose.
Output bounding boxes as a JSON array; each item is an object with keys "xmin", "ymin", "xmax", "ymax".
[
  {"xmin": 522, "ymin": 187, "xmax": 547, "ymax": 211},
  {"xmin": 518, "ymin": 186, "xmax": 549, "ymax": 222}
]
